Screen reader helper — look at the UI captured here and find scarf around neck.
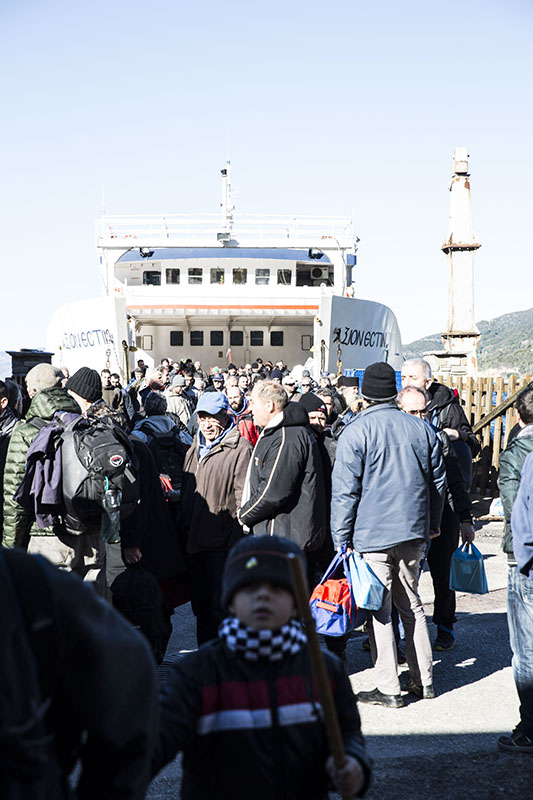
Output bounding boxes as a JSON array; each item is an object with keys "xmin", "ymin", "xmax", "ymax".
[{"xmin": 219, "ymin": 616, "xmax": 307, "ymax": 662}]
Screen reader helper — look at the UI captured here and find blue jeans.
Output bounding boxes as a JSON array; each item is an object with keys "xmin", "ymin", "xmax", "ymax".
[{"xmin": 507, "ymin": 566, "xmax": 533, "ymax": 735}]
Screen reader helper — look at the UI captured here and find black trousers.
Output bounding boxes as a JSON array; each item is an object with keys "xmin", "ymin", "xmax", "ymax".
[
  {"xmin": 427, "ymin": 503, "xmax": 459, "ymax": 629},
  {"xmin": 189, "ymin": 550, "xmax": 229, "ymax": 646}
]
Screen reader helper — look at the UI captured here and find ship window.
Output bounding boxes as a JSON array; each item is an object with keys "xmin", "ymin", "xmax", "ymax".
[
  {"xmin": 301, "ymin": 335, "xmax": 313, "ymax": 351},
  {"xmin": 210, "ymin": 268, "xmax": 225, "ymax": 284},
  {"xmin": 170, "ymin": 331, "xmax": 183, "ymax": 347},
  {"xmin": 188, "ymin": 268, "xmax": 203, "ymax": 284},
  {"xmin": 190, "ymin": 331, "xmax": 204, "ymax": 346},
  {"xmin": 277, "ymin": 269, "xmax": 292, "ymax": 285},
  {"xmin": 230, "ymin": 331, "xmax": 244, "ymax": 346},
  {"xmin": 233, "ymin": 268, "xmax": 247, "ymax": 285},
  {"xmin": 166, "ymin": 268, "xmax": 180, "ymax": 284},
  {"xmin": 210, "ymin": 331, "xmax": 224, "ymax": 346},
  {"xmin": 270, "ymin": 331, "xmax": 284, "ymax": 347},
  {"xmin": 143, "ymin": 270, "xmax": 161, "ymax": 286},
  {"xmin": 250, "ymin": 331, "xmax": 263, "ymax": 347},
  {"xmin": 255, "ymin": 269, "xmax": 270, "ymax": 285}
]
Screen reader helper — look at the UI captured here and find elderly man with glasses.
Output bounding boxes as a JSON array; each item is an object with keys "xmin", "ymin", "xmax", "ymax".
[{"xmin": 397, "ymin": 385, "xmax": 475, "ymax": 653}]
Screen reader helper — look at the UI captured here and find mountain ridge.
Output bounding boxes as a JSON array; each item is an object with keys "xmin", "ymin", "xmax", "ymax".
[{"xmin": 403, "ymin": 307, "xmax": 533, "ymax": 375}]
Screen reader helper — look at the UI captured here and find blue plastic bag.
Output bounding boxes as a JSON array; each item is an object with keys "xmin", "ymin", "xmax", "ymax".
[
  {"xmin": 449, "ymin": 543, "xmax": 489, "ymax": 594},
  {"xmin": 348, "ymin": 552, "xmax": 385, "ymax": 611},
  {"xmin": 309, "ymin": 549, "xmax": 358, "ymax": 636}
]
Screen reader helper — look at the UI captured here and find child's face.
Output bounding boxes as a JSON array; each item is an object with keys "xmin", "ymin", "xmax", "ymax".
[{"xmin": 230, "ymin": 581, "xmax": 297, "ymax": 630}]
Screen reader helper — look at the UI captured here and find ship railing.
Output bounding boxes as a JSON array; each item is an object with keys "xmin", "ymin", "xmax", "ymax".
[{"xmin": 96, "ymin": 214, "xmax": 354, "ymax": 248}]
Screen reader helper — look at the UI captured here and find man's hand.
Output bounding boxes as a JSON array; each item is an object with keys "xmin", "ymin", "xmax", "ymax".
[
  {"xmin": 429, "ymin": 528, "xmax": 441, "ymax": 539},
  {"xmin": 442, "ymin": 427, "xmax": 459, "ymax": 440},
  {"xmin": 326, "ymin": 754, "xmax": 364, "ymax": 798},
  {"xmin": 123, "ymin": 546, "xmax": 142, "ymax": 564},
  {"xmin": 460, "ymin": 522, "xmax": 476, "ymax": 544}
]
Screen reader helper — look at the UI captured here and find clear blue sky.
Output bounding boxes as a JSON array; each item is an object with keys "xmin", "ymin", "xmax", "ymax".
[{"xmin": 1, "ymin": 0, "xmax": 532, "ymax": 349}]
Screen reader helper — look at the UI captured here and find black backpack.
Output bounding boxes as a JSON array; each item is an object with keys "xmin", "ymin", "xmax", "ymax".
[
  {"xmin": 61, "ymin": 416, "xmax": 139, "ymax": 534},
  {"xmin": 0, "ymin": 550, "xmax": 61, "ymax": 793},
  {"xmin": 136, "ymin": 421, "xmax": 186, "ymax": 502},
  {"xmin": 111, "ymin": 565, "xmax": 172, "ymax": 665}
]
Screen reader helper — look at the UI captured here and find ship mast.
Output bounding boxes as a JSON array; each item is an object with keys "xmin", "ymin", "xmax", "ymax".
[{"xmin": 218, "ymin": 160, "xmax": 235, "ymax": 244}]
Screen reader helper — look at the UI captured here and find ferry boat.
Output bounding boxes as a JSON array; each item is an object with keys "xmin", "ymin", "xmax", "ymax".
[{"xmin": 47, "ymin": 164, "xmax": 402, "ymax": 377}]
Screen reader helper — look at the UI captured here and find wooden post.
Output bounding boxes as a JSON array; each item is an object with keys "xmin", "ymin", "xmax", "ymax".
[
  {"xmin": 491, "ymin": 377, "xmax": 504, "ymax": 493},
  {"xmin": 504, "ymin": 376, "xmax": 517, "ymax": 449}
]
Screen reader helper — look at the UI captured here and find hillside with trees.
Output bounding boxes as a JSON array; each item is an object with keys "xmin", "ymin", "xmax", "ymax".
[{"xmin": 403, "ymin": 308, "xmax": 533, "ymax": 375}]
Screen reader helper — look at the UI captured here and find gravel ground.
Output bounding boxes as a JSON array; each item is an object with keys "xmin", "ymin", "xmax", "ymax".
[{"xmin": 148, "ymin": 516, "xmax": 533, "ymax": 800}]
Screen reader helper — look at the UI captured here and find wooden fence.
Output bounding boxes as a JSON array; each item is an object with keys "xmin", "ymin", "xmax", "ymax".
[{"xmin": 436, "ymin": 374, "xmax": 532, "ymax": 496}]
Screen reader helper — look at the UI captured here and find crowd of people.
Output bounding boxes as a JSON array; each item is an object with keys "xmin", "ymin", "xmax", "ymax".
[{"xmin": 0, "ymin": 353, "xmax": 531, "ymax": 798}]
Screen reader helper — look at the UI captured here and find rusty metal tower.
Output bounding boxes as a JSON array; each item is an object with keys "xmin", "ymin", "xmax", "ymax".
[{"xmin": 425, "ymin": 147, "xmax": 481, "ymax": 377}]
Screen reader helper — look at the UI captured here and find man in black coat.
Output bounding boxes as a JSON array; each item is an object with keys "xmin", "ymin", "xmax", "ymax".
[{"xmin": 238, "ymin": 380, "xmax": 328, "ymax": 559}]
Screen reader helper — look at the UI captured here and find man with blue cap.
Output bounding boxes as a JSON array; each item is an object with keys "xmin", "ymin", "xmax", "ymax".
[{"xmin": 181, "ymin": 391, "xmax": 252, "ymax": 644}]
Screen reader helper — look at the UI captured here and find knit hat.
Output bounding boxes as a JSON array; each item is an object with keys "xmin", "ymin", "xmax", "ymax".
[
  {"xmin": 299, "ymin": 392, "xmax": 327, "ymax": 415},
  {"xmin": 337, "ymin": 376, "xmax": 359, "ymax": 389},
  {"xmin": 144, "ymin": 391, "xmax": 167, "ymax": 415},
  {"xmin": 221, "ymin": 535, "xmax": 305, "ymax": 607},
  {"xmin": 361, "ymin": 362, "xmax": 397, "ymax": 401},
  {"xmin": 172, "ymin": 374, "xmax": 186, "ymax": 387},
  {"xmin": 197, "ymin": 391, "xmax": 229, "ymax": 415},
  {"xmin": 65, "ymin": 367, "xmax": 103, "ymax": 403},
  {"xmin": 25, "ymin": 363, "xmax": 62, "ymax": 395},
  {"xmin": 270, "ymin": 368, "xmax": 283, "ymax": 381}
]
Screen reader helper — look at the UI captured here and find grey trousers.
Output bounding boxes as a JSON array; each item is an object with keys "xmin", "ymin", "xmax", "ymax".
[
  {"xmin": 363, "ymin": 539, "xmax": 433, "ymax": 694},
  {"xmin": 28, "ymin": 531, "xmax": 107, "ymax": 597}
]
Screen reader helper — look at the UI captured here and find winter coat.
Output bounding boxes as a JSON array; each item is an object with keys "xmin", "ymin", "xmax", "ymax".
[
  {"xmin": 0, "ymin": 547, "xmax": 158, "ymax": 800},
  {"xmin": 181, "ymin": 425, "xmax": 252, "ymax": 554},
  {"xmin": 498, "ymin": 424, "xmax": 533, "ymax": 562},
  {"xmin": 2, "ymin": 387, "xmax": 80, "ymax": 549},
  {"xmin": 153, "ymin": 638, "xmax": 371, "ymax": 800},
  {"xmin": 426, "ymin": 382, "xmax": 480, "ymax": 457},
  {"xmin": 165, "ymin": 393, "xmax": 191, "ymax": 426},
  {"xmin": 238, "ymin": 403, "xmax": 328, "ymax": 551},
  {"xmin": 510, "ymin": 451, "xmax": 533, "ymax": 577},
  {"xmin": 331, "ymin": 403, "xmax": 446, "ymax": 552},
  {"xmin": 0, "ymin": 405, "xmax": 18, "ymax": 534}
]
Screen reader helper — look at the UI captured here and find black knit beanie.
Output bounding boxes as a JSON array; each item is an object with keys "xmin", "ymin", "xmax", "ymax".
[
  {"xmin": 221, "ymin": 535, "xmax": 305, "ymax": 608},
  {"xmin": 361, "ymin": 362, "xmax": 397, "ymax": 402},
  {"xmin": 298, "ymin": 392, "xmax": 327, "ymax": 415},
  {"xmin": 65, "ymin": 367, "xmax": 103, "ymax": 403}
]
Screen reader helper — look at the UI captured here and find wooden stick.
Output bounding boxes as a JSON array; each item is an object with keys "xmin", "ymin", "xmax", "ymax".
[{"xmin": 286, "ymin": 554, "xmax": 348, "ymax": 782}]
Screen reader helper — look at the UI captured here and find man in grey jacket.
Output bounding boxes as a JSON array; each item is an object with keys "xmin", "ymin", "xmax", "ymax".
[{"xmin": 331, "ymin": 362, "xmax": 446, "ymax": 708}]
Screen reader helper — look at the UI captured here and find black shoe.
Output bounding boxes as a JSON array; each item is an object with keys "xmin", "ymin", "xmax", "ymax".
[
  {"xmin": 357, "ymin": 688, "xmax": 404, "ymax": 708},
  {"xmin": 403, "ymin": 680, "xmax": 436, "ymax": 699},
  {"xmin": 497, "ymin": 730, "xmax": 533, "ymax": 753},
  {"xmin": 434, "ymin": 627, "xmax": 454, "ymax": 651}
]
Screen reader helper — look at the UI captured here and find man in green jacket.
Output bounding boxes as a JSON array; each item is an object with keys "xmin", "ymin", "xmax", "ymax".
[
  {"xmin": 498, "ymin": 387, "xmax": 533, "ymax": 567},
  {"xmin": 2, "ymin": 363, "xmax": 80, "ymax": 550}
]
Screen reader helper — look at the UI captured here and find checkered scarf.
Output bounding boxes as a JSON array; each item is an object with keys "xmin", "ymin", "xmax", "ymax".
[{"xmin": 219, "ymin": 616, "xmax": 307, "ymax": 662}]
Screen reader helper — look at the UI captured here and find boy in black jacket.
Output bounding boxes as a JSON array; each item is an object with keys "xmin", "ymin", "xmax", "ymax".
[{"xmin": 153, "ymin": 535, "xmax": 371, "ymax": 799}]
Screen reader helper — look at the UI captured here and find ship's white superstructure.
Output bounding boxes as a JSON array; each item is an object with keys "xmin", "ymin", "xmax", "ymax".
[{"xmin": 48, "ymin": 164, "xmax": 403, "ymax": 377}]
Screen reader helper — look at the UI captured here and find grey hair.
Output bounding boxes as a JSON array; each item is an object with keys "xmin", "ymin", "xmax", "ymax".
[
  {"xmin": 396, "ymin": 385, "xmax": 429, "ymax": 408},
  {"xmin": 252, "ymin": 379, "xmax": 288, "ymax": 411},
  {"xmin": 402, "ymin": 358, "xmax": 432, "ymax": 381}
]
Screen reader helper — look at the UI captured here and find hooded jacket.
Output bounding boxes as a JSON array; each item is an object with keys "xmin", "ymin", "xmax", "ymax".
[
  {"xmin": 426, "ymin": 382, "xmax": 480, "ymax": 457},
  {"xmin": 238, "ymin": 403, "xmax": 327, "ymax": 551},
  {"xmin": 181, "ymin": 424, "xmax": 252, "ymax": 554},
  {"xmin": 498, "ymin": 424, "xmax": 533, "ymax": 563},
  {"xmin": 2, "ymin": 387, "xmax": 80, "ymax": 549},
  {"xmin": 331, "ymin": 403, "xmax": 446, "ymax": 552}
]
